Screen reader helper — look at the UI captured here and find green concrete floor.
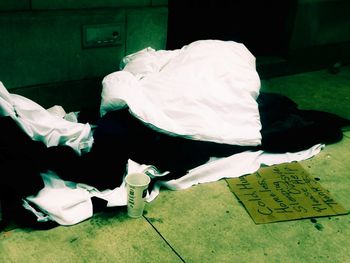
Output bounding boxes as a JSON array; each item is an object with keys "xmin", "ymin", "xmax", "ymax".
[{"xmin": 1, "ymin": 65, "xmax": 350, "ymax": 263}]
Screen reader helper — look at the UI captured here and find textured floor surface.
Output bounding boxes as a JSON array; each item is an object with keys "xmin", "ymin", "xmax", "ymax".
[{"xmin": 1, "ymin": 65, "xmax": 350, "ymax": 263}]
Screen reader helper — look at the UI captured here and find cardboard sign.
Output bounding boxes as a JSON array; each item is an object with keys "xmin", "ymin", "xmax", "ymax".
[{"xmin": 226, "ymin": 162, "xmax": 348, "ymax": 224}]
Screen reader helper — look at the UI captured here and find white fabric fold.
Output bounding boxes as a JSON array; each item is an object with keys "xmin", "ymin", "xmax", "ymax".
[
  {"xmin": 23, "ymin": 144, "xmax": 324, "ymax": 226},
  {"xmin": 25, "ymin": 171, "xmax": 93, "ymax": 226},
  {"xmin": 100, "ymin": 40, "xmax": 262, "ymax": 146},
  {"xmin": 0, "ymin": 82, "xmax": 93, "ymax": 155}
]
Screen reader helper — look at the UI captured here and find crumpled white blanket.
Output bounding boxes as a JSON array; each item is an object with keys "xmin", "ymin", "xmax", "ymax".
[
  {"xmin": 0, "ymin": 82, "xmax": 93, "ymax": 155},
  {"xmin": 24, "ymin": 144, "xmax": 324, "ymax": 226},
  {"xmin": 100, "ymin": 40, "xmax": 262, "ymax": 146}
]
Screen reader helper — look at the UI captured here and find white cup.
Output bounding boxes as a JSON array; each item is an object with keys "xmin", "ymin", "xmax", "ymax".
[{"xmin": 125, "ymin": 172, "xmax": 151, "ymax": 218}]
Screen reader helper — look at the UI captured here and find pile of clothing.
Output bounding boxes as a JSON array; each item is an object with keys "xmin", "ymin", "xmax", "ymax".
[{"xmin": 1, "ymin": 40, "xmax": 349, "ymax": 228}]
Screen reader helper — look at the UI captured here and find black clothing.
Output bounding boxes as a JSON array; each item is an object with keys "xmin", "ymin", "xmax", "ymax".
[{"xmin": 1, "ymin": 92, "xmax": 349, "ymax": 229}]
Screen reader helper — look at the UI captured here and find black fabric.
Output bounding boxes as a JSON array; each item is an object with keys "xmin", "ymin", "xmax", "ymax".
[
  {"xmin": 75, "ymin": 92, "xmax": 350, "ymax": 188},
  {"xmin": 85, "ymin": 109, "xmax": 253, "ymax": 188},
  {"xmin": 257, "ymin": 92, "xmax": 350, "ymax": 153},
  {"xmin": 85, "ymin": 93, "xmax": 350, "ymax": 187},
  {"xmin": 91, "ymin": 197, "xmax": 108, "ymax": 214},
  {"xmin": 1, "ymin": 92, "xmax": 349, "ymax": 194},
  {"xmin": 0, "ymin": 189, "xmax": 58, "ymax": 231},
  {"xmin": 1, "ymin": 92, "xmax": 349, "ymax": 229},
  {"xmin": 0, "ymin": 117, "xmax": 46, "ymax": 197},
  {"xmin": 0, "ymin": 117, "xmax": 64, "ymax": 230},
  {"xmin": 0, "ymin": 117, "xmax": 93, "ymax": 198}
]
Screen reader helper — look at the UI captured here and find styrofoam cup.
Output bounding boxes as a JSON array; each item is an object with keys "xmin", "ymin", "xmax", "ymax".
[{"xmin": 125, "ymin": 173, "xmax": 151, "ymax": 218}]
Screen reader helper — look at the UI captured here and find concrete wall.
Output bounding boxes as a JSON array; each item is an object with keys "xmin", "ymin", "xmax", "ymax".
[
  {"xmin": 256, "ymin": 0, "xmax": 350, "ymax": 78},
  {"xmin": 0, "ymin": 1, "xmax": 168, "ymax": 92},
  {"xmin": 290, "ymin": 0, "xmax": 350, "ymax": 49},
  {"xmin": 1, "ymin": 0, "xmax": 348, "ymax": 109}
]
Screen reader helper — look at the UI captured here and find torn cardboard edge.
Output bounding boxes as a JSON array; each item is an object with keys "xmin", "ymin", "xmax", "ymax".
[{"xmin": 226, "ymin": 162, "xmax": 349, "ymax": 224}]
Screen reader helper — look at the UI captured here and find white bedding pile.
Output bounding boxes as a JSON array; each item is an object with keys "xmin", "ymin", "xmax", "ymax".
[
  {"xmin": 101, "ymin": 40, "xmax": 262, "ymax": 146},
  {"xmin": 0, "ymin": 40, "xmax": 324, "ymax": 226}
]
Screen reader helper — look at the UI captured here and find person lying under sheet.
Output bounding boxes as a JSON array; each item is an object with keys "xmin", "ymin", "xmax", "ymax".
[{"xmin": 1, "ymin": 92, "xmax": 349, "ymax": 228}]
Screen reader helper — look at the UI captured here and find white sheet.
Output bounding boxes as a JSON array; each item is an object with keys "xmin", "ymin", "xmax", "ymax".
[
  {"xmin": 100, "ymin": 40, "xmax": 262, "ymax": 146},
  {"xmin": 0, "ymin": 82, "xmax": 93, "ymax": 155},
  {"xmin": 24, "ymin": 144, "xmax": 324, "ymax": 226}
]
